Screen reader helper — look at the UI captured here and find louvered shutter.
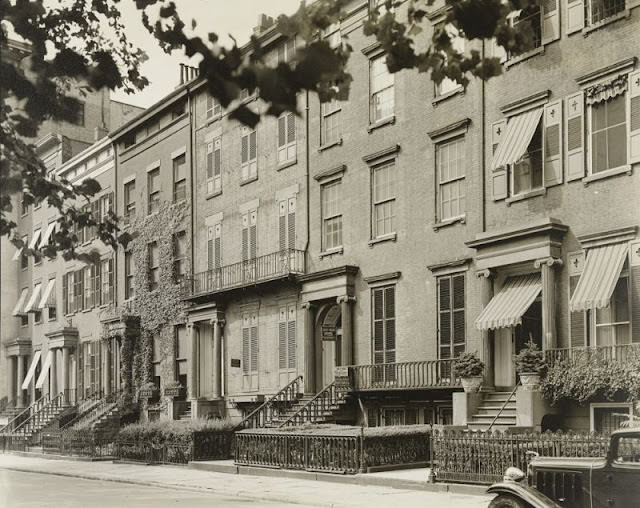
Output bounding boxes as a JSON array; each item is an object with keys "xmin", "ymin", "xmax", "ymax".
[
  {"xmin": 287, "ymin": 306, "xmax": 296, "ymax": 369},
  {"xmin": 631, "ymin": 264, "xmax": 640, "ymax": 344},
  {"xmin": 242, "ymin": 324, "xmax": 250, "ymax": 374},
  {"xmin": 566, "ymin": 0, "xmax": 585, "ymax": 34},
  {"xmin": 628, "ymin": 70, "xmax": 640, "ymax": 165},
  {"xmin": 384, "ymin": 286, "xmax": 395, "ymax": 361},
  {"xmin": 569, "ymin": 274, "xmax": 585, "ymax": 347},
  {"xmin": 541, "ymin": 0, "xmax": 560, "ymax": 43},
  {"xmin": 249, "ymin": 131, "xmax": 257, "ymax": 161},
  {"xmin": 249, "ymin": 211, "xmax": 257, "ymax": 259},
  {"xmin": 89, "ymin": 265, "xmax": 95, "ymax": 308},
  {"xmin": 250, "ymin": 316, "xmax": 258, "ymax": 373},
  {"xmin": 242, "ymin": 214, "xmax": 249, "ymax": 262},
  {"xmin": 278, "ymin": 307, "xmax": 287, "ymax": 370},
  {"xmin": 544, "ymin": 100, "xmax": 563, "ymax": 187},
  {"xmin": 279, "ymin": 201, "xmax": 287, "ymax": 251},
  {"xmin": 241, "ymin": 132, "xmax": 248, "ymax": 164},
  {"xmin": 107, "ymin": 258, "xmax": 114, "ymax": 303},
  {"xmin": 491, "ymin": 119, "xmax": 508, "ymax": 200},
  {"xmin": 214, "ymin": 223, "xmax": 221, "ymax": 269},
  {"xmin": 77, "ymin": 340, "xmax": 84, "ymax": 397},
  {"xmin": 94, "ymin": 262, "xmax": 101, "ymax": 306},
  {"xmin": 287, "ymin": 113, "xmax": 296, "ymax": 143},
  {"xmin": 213, "ymin": 139, "xmax": 221, "ymax": 192},
  {"xmin": 278, "ymin": 116, "xmax": 286, "ymax": 149},
  {"xmin": 566, "ymin": 91, "xmax": 585, "ymax": 181},
  {"xmin": 206, "ymin": 95, "xmax": 213, "ymax": 118},
  {"xmin": 373, "ymin": 288, "xmax": 384, "ymax": 364},
  {"xmin": 207, "ymin": 226, "xmax": 214, "ymax": 270},
  {"xmin": 452, "ymin": 274, "xmax": 466, "ymax": 357},
  {"xmin": 206, "ymin": 142, "xmax": 214, "ymax": 179},
  {"xmin": 439, "ymin": 277, "xmax": 452, "ymax": 359},
  {"xmin": 288, "ymin": 198, "xmax": 296, "ymax": 249},
  {"xmin": 62, "ymin": 273, "xmax": 68, "ymax": 315}
]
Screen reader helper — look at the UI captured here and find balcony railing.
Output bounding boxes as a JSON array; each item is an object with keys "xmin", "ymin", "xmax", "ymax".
[
  {"xmin": 351, "ymin": 360, "xmax": 461, "ymax": 391},
  {"xmin": 184, "ymin": 249, "xmax": 305, "ymax": 298},
  {"xmin": 545, "ymin": 343, "xmax": 640, "ymax": 367}
]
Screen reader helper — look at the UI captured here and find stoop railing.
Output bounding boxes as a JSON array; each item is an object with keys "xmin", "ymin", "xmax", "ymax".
[
  {"xmin": 236, "ymin": 376, "xmax": 304, "ymax": 430},
  {"xmin": 280, "ymin": 381, "xmax": 348, "ymax": 427}
]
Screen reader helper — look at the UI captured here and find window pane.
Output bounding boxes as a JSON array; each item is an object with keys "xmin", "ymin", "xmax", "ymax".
[
  {"xmin": 608, "ymin": 124, "xmax": 627, "ymax": 168},
  {"xmin": 592, "ymin": 101, "xmax": 607, "ymax": 131},
  {"xmin": 607, "ymin": 95, "xmax": 626, "ymax": 125},
  {"xmin": 613, "ymin": 277, "xmax": 629, "ymax": 322},
  {"xmin": 592, "ymin": 130, "xmax": 608, "ymax": 173}
]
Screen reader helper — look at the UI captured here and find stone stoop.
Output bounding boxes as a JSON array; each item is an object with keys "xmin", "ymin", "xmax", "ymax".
[
  {"xmin": 467, "ymin": 391, "xmax": 517, "ymax": 431},
  {"xmin": 266, "ymin": 393, "xmax": 356, "ymax": 428}
]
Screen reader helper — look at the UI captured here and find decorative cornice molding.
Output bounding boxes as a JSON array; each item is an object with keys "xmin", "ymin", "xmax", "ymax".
[
  {"xmin": 298, "ymin": 265, "xmax": 359, "ymax": 283},
  {"xmin": 314, "ymin": 164, "xmax": 346, "ymax": 182},
  {"xmin": 362, "ymin": 144, "xmax": 400, "ymax": 164},
  {"xmin": 427, "ymin": 118, "xmax": 471, "ymax": 142},
  {"xmin": 466, "ymin": 217, "xmax": 569, "ymax": 249},
  {"xmin": 500, "ymin": 90, "xmax": 551, "ymax": 117},
  {"xmin": 427, "ymin": 257, "xmax": 472, "ymax": 273},
  {"xmin": 533, "ymin": 257, "xmax": 564, "ymax": 269},
  {"xmin": 363, "ymin": 271, "xmax": 401, "ymax": 284},
  {"xmin": 576, "ymin": 56, "xmax": 637, "ymax": 87},
  {"xmin": 577, "ymin": 225, "xmax": 638, "ymax": 249},
  {"xmin": 336, "ymin": 295, "xmax": 357, "ymax": 304}
]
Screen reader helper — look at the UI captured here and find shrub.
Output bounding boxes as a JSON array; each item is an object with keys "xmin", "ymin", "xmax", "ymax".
[
  {"xmin": 455, "ymin": 351, "xmax": 484, "ymax": 378},
  {"xmin": 117, "ymin": 417, "xmax": 236, "ymax": 444},
  {"xmin": 515, "ymin": 340, "xmax": 546, "ymax": 374}
]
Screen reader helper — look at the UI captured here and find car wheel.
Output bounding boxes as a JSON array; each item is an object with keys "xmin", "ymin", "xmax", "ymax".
[{"xmin": 488, "ymin": 494, "xmax": 529, "ymax": 508}]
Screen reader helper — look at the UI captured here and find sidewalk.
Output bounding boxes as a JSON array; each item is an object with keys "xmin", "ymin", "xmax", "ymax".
[{"xmin": 0, "ymin": 453, "xmax": 492, "ymax": 507}]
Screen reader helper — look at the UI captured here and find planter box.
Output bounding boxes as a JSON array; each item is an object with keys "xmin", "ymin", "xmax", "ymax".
[
  {"xmin": 164, "ymin": 386, "xmax": 186, "ymax": 398},
  {"xmin": 139, "ymin": 388, "xmax": 159, "ymax": 400}
]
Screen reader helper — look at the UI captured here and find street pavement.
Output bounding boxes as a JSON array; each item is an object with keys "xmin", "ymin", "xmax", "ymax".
[{"xmin": 0, "ymin": 454, "xmax": 493, "ymax": 507}]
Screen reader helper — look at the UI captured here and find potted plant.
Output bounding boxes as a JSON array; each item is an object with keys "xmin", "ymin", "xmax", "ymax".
[
  {"xmin": 139, "ymin": 381, "xmax": 159, "ymax": 401},
  {"xmin": 164, "ymin": 380, "xmax": 185, "ymax": 398},
  {"xmin": 515, "ymin": 340, "xmax": 546, "ymax": 390},
  {"xmin": 455, "ymin": 352, "xmax": 485, "ymax": 392}
]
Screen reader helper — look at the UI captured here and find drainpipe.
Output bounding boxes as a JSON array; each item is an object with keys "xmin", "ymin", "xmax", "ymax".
[
  {"xmin": 304, "ymin": 90, "xmax": 310, "ymax": 267},
  {"xmin": 481, "ymin": 40, "xmax": 487, "ymax": 233},
  {"xmin": 188, "ymin": 92, "xmax": 195, "ymax": 281}
]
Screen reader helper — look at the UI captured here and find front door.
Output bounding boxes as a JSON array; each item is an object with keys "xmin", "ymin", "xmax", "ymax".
[
  {"xmin": 320, "ymin": 304, "xmax": 342, "ymax": 388},
  {"xmin": 494, "ymin": 328, "xmax": 514, "ymax": 388}
]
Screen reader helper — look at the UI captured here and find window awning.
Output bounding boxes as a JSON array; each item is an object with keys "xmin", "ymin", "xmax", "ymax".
[
  {"xmin": 11, "ymin": 245, "xmax": 23, "ymax": 261},
  {"xmin": 569, "ymin": 242, "xmax": 628, "ymax": 312},
  {"xmin": 35, "ymin": 350, "xmax": 53, "ymax": 390},
  {"xmin": 21, "ymin": 351, "xmax": 42, "ymax": 390},
  {"xmin": 475, "ymin": 273, "xmax": 542, "ymax": 330},
  {"xmin": 12, "ymin": 288, "xmax": 29, "ymax": 316},
  {"xmin": 38, "ymin": 278, "xmax": 56, "ymax": 309},
  {"xmin": 39, "ymin": 222, "xmax": 56, "ymax": 249},
  {"xmin": 28, "ymin": 230, "xmax": 41, "ymax": 250},
  {"xmin": 491, "ymin": 108, "xmax": 543, "ymax": 170},
  {"xmin": 24, "ymin": 283, "xmax": 41, "ymax": 313}
]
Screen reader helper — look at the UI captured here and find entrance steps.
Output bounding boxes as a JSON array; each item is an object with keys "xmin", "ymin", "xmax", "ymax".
[
  {"xmin": 467, "ymin": 391, "xmax": 517, "ymax": 430},
  {"xmin": 178, "ymin": 402, "xmax": 192, "ymax": 421}
]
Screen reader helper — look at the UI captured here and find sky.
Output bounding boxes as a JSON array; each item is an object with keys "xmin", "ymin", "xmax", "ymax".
[{"xmin": 111, "ymin": 0, "xmax": 302, "ymax": 108}]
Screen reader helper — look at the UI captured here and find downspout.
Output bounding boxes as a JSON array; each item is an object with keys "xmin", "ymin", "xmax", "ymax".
[
  {"xmin": 188, "ymin": 91, "xmax": 195, "ymax": 287},
  {"xmin": 304, "ymin": 90, "xmax": 310, "ymax": 267},
  {"xmin": 481, "ymin": 39, "xmax": 487, "ymax": 233}
]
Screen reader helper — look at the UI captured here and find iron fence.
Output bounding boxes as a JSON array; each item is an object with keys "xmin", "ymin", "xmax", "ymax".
[
  {"xmin": 433, "ymin": 430, "xmax": 610, "ymax": 484},
  {"xmin": 41, "ymin": 431, "xmax": 114, "ymax": 458},
  {"xmin": 351, "ymin": 360, "xmax": 461, "ymax": 390},
  {"xmin": 545, "ymin": 344, "xmax": 640, "ymax": 367},
  {"xmin": 115, "ymin": 440, "xmax": 193, "ymax": 465}
]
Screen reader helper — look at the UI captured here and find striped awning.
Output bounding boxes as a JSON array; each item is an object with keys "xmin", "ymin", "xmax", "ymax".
[
  {"xmin": 475, "ymin": 273, "xmax": 542, "ymax": 330},
  {"xmin": 35, "ymin": 350, "xmax": 53, "ymax": 390},
  {"xmin": 12, "ymin": 288, "xmax": 29, "ymax": 316},
  {"xmin": 21, "ymin": 351, "xmax": 42, "ymax": 390},
  {"xmin": 569, "ymin": 242, "xmax": 628, "ymax": 312},
  {"xmin": 491, "ymin": 108, "xmax": 543, "ymax": 170}
]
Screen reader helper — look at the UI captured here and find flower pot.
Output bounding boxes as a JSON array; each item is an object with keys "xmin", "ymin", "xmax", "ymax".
[
  {"xmin": 461, "ymin": 376, "xmax": 483, "ymax": 393},
  {"xmin": 519, "ymin": 373, "xmax": 541, "ymax": 391}
]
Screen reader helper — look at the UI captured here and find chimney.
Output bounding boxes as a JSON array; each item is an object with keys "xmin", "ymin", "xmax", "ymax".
[
  {"xmin": 253, "ymin": 14, "xmax": 274, "ymax": 35},
  {"xmin": 178, "ymin": 63, "xmax": 199, "ymax": 86}
]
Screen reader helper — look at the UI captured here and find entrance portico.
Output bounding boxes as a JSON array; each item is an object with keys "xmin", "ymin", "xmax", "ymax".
[{"xmin": 5, "ymin": 338, "xmax": 32, "ymax": 407}]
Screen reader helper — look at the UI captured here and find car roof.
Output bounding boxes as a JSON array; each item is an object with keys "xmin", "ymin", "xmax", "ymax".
[{"xmin": 611, "ymin": 428, "xmax": 640, "ymax": 437}]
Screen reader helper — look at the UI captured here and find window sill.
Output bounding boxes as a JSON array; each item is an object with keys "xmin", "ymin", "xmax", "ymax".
[
  {"xmin": 583, "ymin": 10, "xmax": 630, "ymax": 36},
  {"xmin": 318, "ymin": 138, "xmax": 343, "ymax": 152},
  {"xmin": 368, "ymin": 233, "xmax": 397, "ymax": 247},
  {"xmin": 240, "ymin": 176, "xmax": 258, "ymax": 187},
  {"xmin": 506, "ymin": 187, "xmax": 546, "ymax": 205},
  {"xmin": 433, "ymin": 215, "xmax": 466, "ymax": 231},
  {"xmin": 319, "ymin": 247, "xmax": 343, "ymax": 259},
  {"xmin": 82, "ymin": 308, "xmax": 92, "ymax": 313},
  {"xmin": 205, "ymin": 114, "xmax": 222, "ymax": 126},
  {"xmin": 277, "ymin": 159, "xmax": 297, "ymax": 171},
  {"xmin": 205, "ymin": 190, "xmax": 222, "ymax": 200},
  {"xmin": 583, "ymin": 164, "xmax": 632, "ymax": 184},
  {"xmin": 367, "ymin": 116, "xmax": 395, "ymax": 133},
  {"xmin": 432, "ymin": 87, "xmax": 464, "ymax": 106},
  {"xmin": 505, "ymin": 45, "xmax": 545, "ymax": 68}
]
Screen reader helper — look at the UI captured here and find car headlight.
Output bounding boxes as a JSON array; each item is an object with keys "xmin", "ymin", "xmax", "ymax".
[{"xmin": 504, "ymin": 467, "xmax": 525, "ymax": 482}]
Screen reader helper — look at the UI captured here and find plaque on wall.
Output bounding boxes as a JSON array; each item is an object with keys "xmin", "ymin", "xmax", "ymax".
[
  {"xmin": 230, "ymin": 358, "xmax": 241, "ymax": 368},
  {"xmin": 321, "ymin": 325, "xmax": 336, "ymax": 341}
]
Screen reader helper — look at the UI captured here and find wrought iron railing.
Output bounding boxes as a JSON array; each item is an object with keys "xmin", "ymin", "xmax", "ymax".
[
  {"xmin": 280, "ymin": 381, "xmax": 349, "ymax": 427},
  {"xmin": 184, "ymin": 249, "xmax": 305, "ymax": 297},
  {"xmin": 0, "ymin": 394, "xmax": 50, "ymax": 434},
  {"xmin": 545, "ymin": 343, "xmax": 640, "ymax": 367},
  {"xmin": 236, "ymin": 376, "xmax": 304, "ymax": 430},
  {"xmin": 115, "ymin": 440, "xmax": 192, "ymax": 465},
  {"xmin": 42, "ymin": 430, "xmax": 114, "ymax": 458},
  {"xmin": 350, "ymin": 360, "xmax": 461, "ymax": 390},
  {"xmin": 487, "ymin": 381, "xmax": 519, "ymax": 433},
  {"xmin": 9, "ymin": 392, "xmax": 66, "ymax": 437},
  {"xmin": 62, "ymin": 389, "xmax": 122, "ymax": 430}
]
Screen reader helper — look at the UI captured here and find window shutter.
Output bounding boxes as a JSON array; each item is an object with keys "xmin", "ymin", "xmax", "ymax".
[
  {"xmin": 89, "ymin": 265, "xmax": 95, "ymax": 308},
  {"xmin": 241, "ymin": 133, "xmax": 248, "ymax": 164},
  {"xmin": 249, "ymin": 130, "xmax": 257, "ymax": 160},
  {"xmin": 569, "ymin": 274, "xmax": 585, "ymax": 347},
  {"xmin": 94, "ymin": 262, "xmax": 101, "ymax": 306},
  {"xmin": 206, "ymin": 95, "xmax": 213, "ymax": 118},
  {"xmin": 214, "ymin": 141, "xmax": 221, "ymax": 177},
  {"xmin": 288, "ymin": 198, "xmax": 296, "ymax": 249},
  {"xmin": 242, "ymin": 325, "xmax": 250, "ymax": 374},
  {"xmin": 278, "ymin": 115, "xmax": 286, "ymax": 148},
  {"xmin": 631, "ymin": 264, "xmax": 640, "ymax": 344},
  {"xmin": 438, "ymin": 277, "xmax": 452, "ymax": 359},
  {"xmin": 108, "ymin": 258, "xmax": 114, "ymax": 303},
  {"xmin": 250, "ymin": 211, "xmax": 257, "ymax": 259},
  {"xmin": 62, "ymin": 274, "xmax": 68, "ymax": 315},
  {"xmin": 287, "ymin": 113, "xmax": 296, "ymax": 143},
  {"xmin": 214, "ymin": 223, "xmax": 222, "ymax": 269},
  {"xmin": 565, "ymin": 91, "xmax": 585, "ymax": 181},
  {"xmin": 544, "ymin": 99, "xmax": 563, "ymax": 187},
  {"xmin": 242, "ymin": 228, "xmax": 249, "ymax": 262},
  {"xmin": 279, "ymin": 201, "xmax": 287, "ymax": 251},
  {"xmin": 207, "ymin": 226, "xmax": 214, "ymax": 270},
  {"xmin": 287, "ymin": 306, "xmax": 296, "ymax": 369},
  {"xmin": 278, "ymin": 308, "xmax": 287, "ymax": 370},
  {"xmin": 373, "ymin": 288, "xmax": 384, "ymax": 362},
  {"xmin": 250, "ymin": 319, "xmax": 258, "ymax": 372},
  {"xmin": 491, "ymin": 119, "xmax": 508, "ymax": 200},
  {"xmin": 206, "ymin": 142, "xmax": 213, "ymax": 178},
  {"xmin": 628, "ymin": 70, "xmax": 640, "ymax": 165},
  {"xmin": 541, "ymin": 0, "xmax": 560, "ymax": 43},
  {"xmin": 566, "ymin": 0, "xmax": 585, "ymax": 35},
  {"xmin": 367, "ymin": 407, "xmax": 378, "ymax": 427},
  {"xmin": 452, "ymin": 274, "xmax": 466, "ymax": 357}
]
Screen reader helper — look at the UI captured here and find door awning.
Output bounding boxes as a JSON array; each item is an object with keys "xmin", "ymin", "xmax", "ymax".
[
  {"xmin": 38, "ymin": 279, "xmax": 56, "ymax": 309},
  {"xmin": 24, "ymin": 283, "xmax": 41, "ymax": 313},
  {"xmin": 475, "ymin": 273, "xmax": 542, "ymax": 330},
  {"xmin": 491, "ymin": 108, "xmax": 543, "ymax": 170},
  {"xmin": 569, "ymin": 242, "xmax": 628, "ymax": 312},
  {"xmin": 21, "ymin": 351, "xmax": 42, "ymax": 390},
  {"xmin": 35, "ymin": 350, "xmax": 53, "ymax": 390},
  {"xmin": 12, "ymin": 288, "xmax": 29, "ymax": 316}
]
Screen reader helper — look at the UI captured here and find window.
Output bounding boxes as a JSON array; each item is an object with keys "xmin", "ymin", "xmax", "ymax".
[
  {"xmin": 148, "ymin": 167, "xmax": 160, "ymax": 214},
  {"xmin": 93, "ymin": 262, "xmax": 101, "ymax": 307},
  {"xmin": 241, "ymin": 211, "xmax": 258, "ymax": 261},
  {"xmin": 206, "ymin": 95, "xmax": 222, "ymax": 119},
  {"xmin": 614, "ymin": 434, "xmax": 640, "ymax": 463},
  {"xmin": 436, "ymin": 25, "xmax": 465, "ymax": 96},
  {"xmin": 175, "ymin": 325, "xmax": 188, "ymax": 388},
  {"xmin": 20, "ymin": 314, "xmax": 28, "ymax": 327},
  {"xmin": 123, "ymin": 132, "xmax": 135, "ymax": 149},
  {"xmin": 437, "ymin": 274, "xmax": 466, "ymax": 362},
  {"xmin": 242, "ymin": 313, "xmax": 259, "ymax": 376},
  {"xmin": 152, "ymin": 333, "xmax": 161, "ymax": 391},
  {"xmin": 101, "ymin": 257, "xmax": 114, "ymax": 304},
  {"xmin": 278, "ymin": 197, "xmax": 296, "ymax": 252},
  {"xmin": 21, "ymin": 235, "xmax": 28, "ymax": 270},
  {"xmin": 148, "ymin": 242, "xmax": 159, "ymax": 291},
  {"xmin": 173, "ymin": 231, "xmax": 187, "ymax": 282},
  {"xmin": 74, "ymin": 269, "xmax": 84, "ymax": 312},
  {"xmin": 278, "ymin": 305, "xmax": 296, "ymax": 371},
  {"xmin": 589, "ymin": 0, "xmax": 626, "ymax": 25},
  {"xmin": 590, "ymin": 93, "xmax": 627, "ymax": 174},
  {"xmin": 124, "ymin": 250, "xmax": 134, "ymax": 300},
  {"xmin": 206, "ymin": 138, "xmax": 222, "ymax": 194},
  {"xmin": 591, "ymin": 403, "xmax": 633, "ymax": 433},
  {"xmin": 277, "ymin": 112, "xmax": 296, "ymax": 164},
  {"xmin": 321, "ymin": 180, "xmax": 342, "ymax": 251},
  {"xmin": 71, "ymin": 102, "xmax": 85, "ymax": 126},
  {"xmin": 62, "ymin": 273, "xmax": 71, "ymax": 314},
  {"xmin": 437, "ymin": 137, "xmax": 466, "ymax": 221},
  {"xmin": 207, "ymin": 223, "xmax": 222, "ymax": 271},
  {"xmin": 372, "ymin": 285, "xmax": 396, "ymax": 382},
  {"xmin": 241, "ymin": 127, "xmax": 257, "ymax": 181},
  {"xmin": 277, "ymin": 38, "xmax": 296, "ymax": 64},
  {"xmin": 371, "ymin": 161, "xmax": 396, "ymax": 238},
  {"xmin": 321, "ymin": 99, "xmax": 342, "ymax": 146},
  {"xmin": 593, "ymin": 264, "xmax": 630, "ymax": 346},
  {"xmin": 146, "ymin": 120, "xmax": 160, "ymax": 137},
  {"xmin": 32, "ymin": 228, "xmax": 42, "ymax": 264},
  {"xmin": 510, "ymin": 5, "xmax": 542, "ymax": 54},
  {"xmin": 171, "ymin": 101, "xmax": 185, "ymax": 120},
  {"xmin": 173, "ymin": 154, "xmax": 187, "ymax": 202},
  {"xmin": 382, "ymin": 408, "xmax": 405, "ymax": 426},
  {"xmin": 100, "ymin": 192, "xmax": 113, "ymax": 224},
  {"xmin": 124, "ymin": 179, "xmax": 136, "ymax": 224},
  {"xmin": 83, "ymin": 266, "xmax": 93, "ymax": 309},
  {"xmin": 44, "ymin": 277, "xmax": 57, "ymax": 321},
  {"xmin": 369, "ymin": 54, "xmax": 394, "ymax": 123},
  {"xmin": 513, "ymin": 123, "xmax": 543, "ymax": 195}
]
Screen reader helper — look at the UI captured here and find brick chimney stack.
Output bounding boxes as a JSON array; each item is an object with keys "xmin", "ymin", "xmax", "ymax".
[
  {"xmin": 253, "ymin": 14, "xmax": 274, "ymax": 35},
  {"xmin": 179, "ymin": 63, "xmax": 199, "ymax": 86}
]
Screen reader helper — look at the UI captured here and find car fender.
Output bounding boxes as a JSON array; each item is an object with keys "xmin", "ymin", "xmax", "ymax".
[{"xmin": 487, "ymin": 481, "xmax": 561, "ymax": 508}]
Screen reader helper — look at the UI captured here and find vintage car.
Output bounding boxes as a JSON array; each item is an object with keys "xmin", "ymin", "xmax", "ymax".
[{"xmin": 487, "ymin": 429, "xmax": 640, "ymax": 508}]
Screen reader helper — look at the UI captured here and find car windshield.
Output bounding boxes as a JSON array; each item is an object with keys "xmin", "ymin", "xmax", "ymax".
[{"xmin": 614, "ymin": 436, "xmax": 640, "ymax": 464}]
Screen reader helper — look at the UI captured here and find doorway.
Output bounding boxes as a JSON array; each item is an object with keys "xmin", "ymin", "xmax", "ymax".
[{"xmin": 319, "ymin": 304, "xmax": 342, "ymax": 388}]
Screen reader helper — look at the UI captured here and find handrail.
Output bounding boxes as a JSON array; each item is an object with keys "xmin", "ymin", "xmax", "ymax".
[
  {"xmin": 235, "ymin": 375, "xmax": 303, "ymax": 430},
  {"xmin": 0, "ymin": 394, "xmax": 49, "ymax": 434},
  {"xmin": 280, "ymin": 380, "xmax": 347, "ymax": 427},
  {"xmin": 12, "ymin": 392, "xmax": 65, "ymax": 435},
  {"xmin": 62, "ymin": 389, "xmax": 122, "ymax": 430},
  {"xmin": 486, "ymin": 381, "xmax": 520, "ymax": 432},
  {"xmin": 75, "ymin": 389, "xmax": 105, "ymax": 415}
]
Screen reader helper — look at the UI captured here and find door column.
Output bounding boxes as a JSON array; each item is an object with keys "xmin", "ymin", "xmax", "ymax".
[
  {"xmin": 211, "ymin": 315, "xmax": 225, "ymax": 400},
  {"xmin": 61, "ymin": 347, "xmax": 70, "ymax": 403},
  {"xmin": 7, "ymin": 356, "xmax": 15, "ymax": 405},
  {"xmin": 337, "ymin": 296, "xmax": 356, "ymax": 366},
  {"xmin": 535, "ymin": 257, "xmax": 563, "ymax": 351},
  {"xmin": 188, "ymin": 323, "xmax": 199, "ymax": 400},
  {"xmin": 477, "ymin": 269, "xmax": 495, "ymax": 389},
  {"xmin": 104, "ymin": 343, "xmax": 112, "ymax": 398},
  {"xmin": 16, "ymin": 355, "xmax": 25, "ymax": 407},
  {"xmin": 50, "ymin": 348, "xmax": 58, "ymax": 396},
  {"xmin": 302, "ymin": 302, "xmax": 317, "ymax": 394}
]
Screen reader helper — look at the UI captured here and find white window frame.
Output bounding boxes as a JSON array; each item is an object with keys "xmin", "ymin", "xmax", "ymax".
[
  {"xmin": 124, "ymin": 250, "xmax": 134, "ymax": 301},
  {"xmin": 435, "ymin": 24, "xmax": 465, "ymax": 97},
  {"xmin": 277, "ymin": 112, "xmax": 296, "ymax": 164},
  {"xmin": 371, "ymin": 159, "xmax": 396, "ymax": 239},
  {"xmin": 590, "ymin": 402, "xmax": 633, "ymax": 432},
  {"xmin": 586, "ymin": 90, "xmax": 629, "ymax": 177},
  {"xmin": 172, "ymin": 153, "xmax": 187, "ymax": 203},
  {"xmin": 509, "ymin": 121, "xmax": 544, "ymax": 197},
  {"xmin": 206, "ymin": 94, "xmax": 222, "ymax": 119},
  {"xmin": 321, "ymin": 178, "xmax": 343, "ymax": 252},
  {"xmin": 277, "ymin": 37, "xmax": 296, "ymax": 64},
  {"xmin": 123, "ymin": 179, "xmax": 136, "ymax": 223},
  {"xmin": 436, "ymin": 136, "xmax": 466, "ymax": 222},
  {"xmin": 590, "ymin": 261, "xmax": 631, "ymax": 347},
  {"xmin": 587, "ymin": 0, "xmax": 627, "ymax": 26},
  {"xmin": 321, "ymin": 99, "xmax": 342, "ymax": 147},
  {"xmin": 148, "ymin": 242, "xmax": 159, "ymax": 291},
  {"xmin": 241, "ymin": 127, "xmax": 257, "ymax": 181},
  {"xmin": 369, "ymin": 53, "xmax": 395, "ymax": 124},
  {"xmin": 206, "ymin": 138, "xmax": 222, "ymax": 195},
  {"xmin": 147, "ymin": 167, "xmax": 161, "ymax": 214}
]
